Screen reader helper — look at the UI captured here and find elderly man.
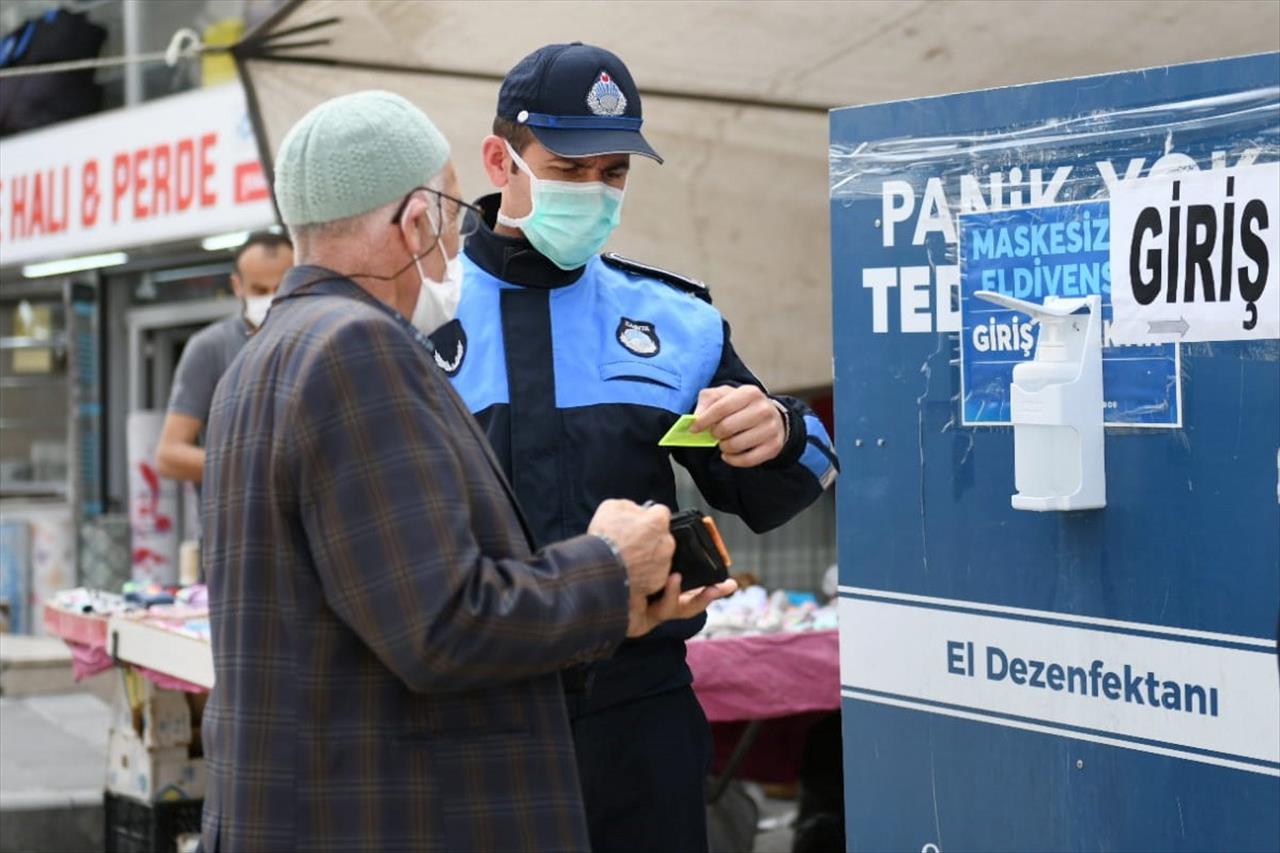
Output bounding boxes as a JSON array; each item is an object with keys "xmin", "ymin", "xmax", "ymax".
[{"xmin": 200, "ymin": 90, "xmax": 733, "ymax": 853}]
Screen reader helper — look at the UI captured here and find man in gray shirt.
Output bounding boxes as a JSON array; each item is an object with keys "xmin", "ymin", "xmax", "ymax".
[{"xmin": 156, "ymin": 232, "xmax": 293, "ymax": 482}]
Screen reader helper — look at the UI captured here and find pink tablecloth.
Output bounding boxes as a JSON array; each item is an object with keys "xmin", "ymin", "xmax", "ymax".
[
  {"xmin": 65, "ymin": 640, "xmax": 208, "ymax": 693},
  {"xmin": 687, "ymin": 629, "xmax": 839, "ymax": 723}
]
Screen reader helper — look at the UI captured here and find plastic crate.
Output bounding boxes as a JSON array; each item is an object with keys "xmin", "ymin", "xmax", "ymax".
[{"xmin": 104, "ymin": 791, "xmax": 203, "ymax": 853}]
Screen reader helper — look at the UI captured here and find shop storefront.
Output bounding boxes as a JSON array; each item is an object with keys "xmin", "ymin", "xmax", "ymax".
[{"xmin": 0, "ymin": 82, "xmax": 275, "ymax": 632}]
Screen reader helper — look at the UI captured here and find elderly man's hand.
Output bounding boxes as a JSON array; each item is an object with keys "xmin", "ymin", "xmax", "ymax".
[
  {"xmin": 587, "ymin": 499, "xmax": 674, "ymax": 597},
  {"xmin": 690, "ymin": 385, "xmax": 787, "ymax": 468},
  {"xmin": 626, "ymin": 576, "xmax": 739, "ymax": 638}
]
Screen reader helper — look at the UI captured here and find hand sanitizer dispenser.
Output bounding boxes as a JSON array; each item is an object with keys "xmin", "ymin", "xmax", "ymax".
[{"xmin": 974, "ymin": 292, "xmax": 1106, "ymax": 511}]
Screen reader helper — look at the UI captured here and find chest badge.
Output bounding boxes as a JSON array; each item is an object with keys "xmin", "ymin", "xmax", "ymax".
[
  {"xmin": 430, "ymin": 320, "xmax": 467, "ymax": 376},
  {"xmin": 616, "ymin": 317, "xmax": 660, "ymax": 357}
]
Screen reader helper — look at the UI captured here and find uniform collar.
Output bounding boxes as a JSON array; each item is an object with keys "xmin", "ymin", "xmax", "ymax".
[{"xmin": 464, "ymin": 193, "xmax": 586, "ymax": 289}]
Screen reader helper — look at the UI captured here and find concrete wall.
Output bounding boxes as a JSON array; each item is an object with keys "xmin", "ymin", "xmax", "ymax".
[{"xmin": 208, "ymin": 0, "xmax": 1280, "ymax": 390}]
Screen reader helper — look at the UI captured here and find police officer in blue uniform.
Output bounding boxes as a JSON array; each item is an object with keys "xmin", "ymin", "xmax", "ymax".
[{"xmin": 429, "ymin": 42, "xmax": 839, "ymax": 853}]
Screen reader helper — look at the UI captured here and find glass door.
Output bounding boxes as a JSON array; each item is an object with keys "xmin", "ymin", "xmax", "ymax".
[{"xmin": 0, "ymin": 283, "xmax": 70, "ymax": 498}]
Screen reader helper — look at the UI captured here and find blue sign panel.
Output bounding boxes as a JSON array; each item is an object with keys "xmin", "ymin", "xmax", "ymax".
[
  {"xmin": 960, "ymin": 201, "xmax": 1181, "ymax": 426},
  {"xmin": 830, "ymin": 53, "xmax": 1280, "ymax": 853}
]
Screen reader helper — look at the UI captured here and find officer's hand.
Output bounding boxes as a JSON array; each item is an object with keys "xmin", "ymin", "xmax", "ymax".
[
  {"xmin": 690, "ymin": 385, "xmax": 786, "ymax": 468},
  {"xmin": 626, "ymin": 575, "xmax": 739, "ymax": 638},
  {"xmin": 588, "ymin": 499, "xmax": 674, "ymax": 597}
]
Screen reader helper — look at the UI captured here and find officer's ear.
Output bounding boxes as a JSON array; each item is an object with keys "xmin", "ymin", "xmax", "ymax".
[{"xmin": 481, "ymin": 135, "xmax": 513, "ymax": 189}]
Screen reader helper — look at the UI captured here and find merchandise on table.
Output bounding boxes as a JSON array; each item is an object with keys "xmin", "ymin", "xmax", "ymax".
[
  {"xmin": 43, "ymin": 586, "xmax": 125, "ymax": 646},
  {"xmin": 47, "ymin": 582, "xmax": 207, "ymax": 615},
  {"xmin": 50, "ymin": 585, "xmax": 128, "ymax": 616},
  {"xmin": 697, "ymin": 585, "xmax": 838, "ymax": 639},
  {"xmin": 44, "ymin": 584, "xmax": 212, "ymax": 689}
]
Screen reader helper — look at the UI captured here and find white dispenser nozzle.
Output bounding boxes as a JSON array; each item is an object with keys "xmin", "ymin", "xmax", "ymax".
[{"xmin": 974, "ymin": 292, "xmax": 1106, "ymax": 512}]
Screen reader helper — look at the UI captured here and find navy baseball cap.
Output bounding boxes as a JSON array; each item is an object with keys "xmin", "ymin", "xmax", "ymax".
[{"xmin": 497, "ymin": 42, "xmax": 663, "ymax": 164}]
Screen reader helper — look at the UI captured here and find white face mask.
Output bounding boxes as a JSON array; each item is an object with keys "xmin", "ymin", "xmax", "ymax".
[
  {"xmin": 411, "ymin": 250, "xmax": 463, "ymax": 336},
  {"xmin": 243, "ymin": 295, "xmax": 272, "ymax": 329}
]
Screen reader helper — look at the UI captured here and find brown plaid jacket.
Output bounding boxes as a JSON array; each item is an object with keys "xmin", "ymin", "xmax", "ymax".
[{"xmin": 200, "ymin": 268, "xmax": 629, "ymax": 852}]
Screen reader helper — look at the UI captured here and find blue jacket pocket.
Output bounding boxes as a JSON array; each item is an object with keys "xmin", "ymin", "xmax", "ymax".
[{"xmin": 600, "ymin": 360, "xmax": 682, "ymax": 391}]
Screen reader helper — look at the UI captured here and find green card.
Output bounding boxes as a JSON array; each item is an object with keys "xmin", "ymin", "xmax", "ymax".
[{"xmin": 659, "ymin": 414, "xmax": 720, "ymax": 448}]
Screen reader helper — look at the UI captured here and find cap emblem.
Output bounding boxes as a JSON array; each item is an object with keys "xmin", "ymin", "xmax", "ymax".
[{"xmin": 586, "ymin": 71, "xmax": 628, "ymax": 117}]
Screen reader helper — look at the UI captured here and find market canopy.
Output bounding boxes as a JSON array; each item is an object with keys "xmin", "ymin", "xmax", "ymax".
[{"xmin": 230, "ymin": 0, "xmax": 1277, "ymax": 392}]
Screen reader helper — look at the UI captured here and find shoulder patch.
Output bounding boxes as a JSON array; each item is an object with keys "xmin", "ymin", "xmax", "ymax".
[
  {"xmin": 601, "ymin": 252, "xmax": 712, "ymax": 304},
  {"xmin": 428, "ymin": 319, "xmax": 467, "ymax": 377}
]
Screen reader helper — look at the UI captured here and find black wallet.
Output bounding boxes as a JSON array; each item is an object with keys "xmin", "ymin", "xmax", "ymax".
[{"xmin": 668, "ymin": 508, "xmax": 732, "ymax": 591}]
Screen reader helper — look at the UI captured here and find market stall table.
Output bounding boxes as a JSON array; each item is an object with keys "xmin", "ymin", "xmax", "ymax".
[
  {"xmin": 44, "ymin": 593, "xmax": 211, "ymax": 692},
  {"xmin": 42, "ymin": 590, "xmax": 213, "ymax": 849},
  {"xmin": 687, "ymin": 629, "xmax": 840, "ymax": 801},
  {"xmin": 46, "ymin": 589, "xmax": 843, "ymax": 802}
]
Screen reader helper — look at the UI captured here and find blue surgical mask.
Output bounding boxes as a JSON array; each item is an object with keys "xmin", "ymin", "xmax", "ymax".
[{"xmin": 496, "ymin": 142, "xmax": 625, "ymax": 270}]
